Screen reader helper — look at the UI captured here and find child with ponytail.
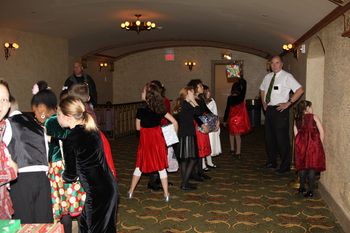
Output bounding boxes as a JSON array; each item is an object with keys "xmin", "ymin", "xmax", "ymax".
[{"xmin": 57, "ymin": 96, "xmax": 118, "ymax": 233}]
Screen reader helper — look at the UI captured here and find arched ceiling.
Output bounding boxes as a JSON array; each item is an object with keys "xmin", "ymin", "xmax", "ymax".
[{"xmin": 0, "ymin": 0, "xmax": 338, "ymax": 60}]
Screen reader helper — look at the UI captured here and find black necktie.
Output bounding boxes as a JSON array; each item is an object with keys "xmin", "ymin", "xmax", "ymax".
[{"xmin": 265, "ymin": 73, "xmax": 276, "ymax": 104}]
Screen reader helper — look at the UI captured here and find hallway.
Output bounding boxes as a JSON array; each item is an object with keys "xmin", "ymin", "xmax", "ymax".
[{"xmin": 112, "ymin": 128, "xmax": 343, "ymax": 233}]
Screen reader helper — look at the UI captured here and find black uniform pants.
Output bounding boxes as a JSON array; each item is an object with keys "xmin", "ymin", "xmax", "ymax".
[{"xmin": 264, "ymin": 106, "xmax": 291, "ymax": 171}]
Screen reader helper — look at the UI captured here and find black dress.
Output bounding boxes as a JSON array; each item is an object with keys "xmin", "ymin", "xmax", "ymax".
[
  {"xmin": 62, "ymin": 125, "xmax": 118, "ymax": 233},
  {"xmin": 174, "ymin": 101, "xmax": 202, "ymax": 160}
]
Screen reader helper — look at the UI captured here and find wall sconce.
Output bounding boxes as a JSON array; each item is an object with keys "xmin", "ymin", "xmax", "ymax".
[
  {"xmin": 4, "ymin": 42, "xmax": 19, "ymax": 60},
  {"xmin": 184, "ymin": 61, "xmax": 196, "ymax": 71},
  {"xmin": 222, "ymin": 53, "xmax": 232, "ymax": 60},
  {"xmin": 99, "ymin": 62, "xmax": 114, "ymax": 72},
  {"xmin": 99, "ymin": 62, "xmax": 108, "ymax": 71},
  {"xmin": 282, "ymin": 43, "xmax": 293, "ymax": 51}
]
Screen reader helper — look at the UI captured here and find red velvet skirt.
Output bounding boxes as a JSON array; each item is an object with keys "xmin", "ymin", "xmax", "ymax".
[
  {"xmin": 295, "ymin": 131, "xmax": 326, "ymax": 172},
  {"xmin": 136, "ymin": 127, "xmax": 168, "ymax": 173},
  {"xmin": 228, "ymin": 102, "xmax": 251, "ymax": 135},
  {"xmin": 194, "ymin": 121, "xmax": 211, "ymax": 158}
]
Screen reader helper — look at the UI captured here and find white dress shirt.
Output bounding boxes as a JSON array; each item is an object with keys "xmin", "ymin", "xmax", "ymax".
[{"xmin": 260, "ymin": 70, "xmax": 301, "ymax": 106}]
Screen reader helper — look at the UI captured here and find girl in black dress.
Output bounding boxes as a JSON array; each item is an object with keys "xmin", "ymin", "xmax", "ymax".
[
  {"xmin": 174, "ymin": 87, "xmax": 205, "ymax": 190},
  {"xmin": 57, "ymin": 96, "xmax": 118, "ymax": 233}
]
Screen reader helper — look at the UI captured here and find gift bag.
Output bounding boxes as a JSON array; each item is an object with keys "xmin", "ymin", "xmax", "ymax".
[
  {"xmin": 161, "ymin": 124, "xmax": 179, "ymax": 146},
  {"xmin": 166, "ymin": 147, "xmax": 179, "ymax": 172},
  {"xmin": 198, "ymin": 113, "xmax": 219, "ymax": 133}
]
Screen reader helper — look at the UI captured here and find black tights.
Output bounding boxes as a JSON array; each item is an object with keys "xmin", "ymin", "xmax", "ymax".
[
  {"xmin": 193, "ymin": 158, "xmax": 203, "ymax": 176},
  {"xmin": 61, "ymin": 215, "xmax": 81, "ymax": 233},
  {"xmin": 299, "ymin": 169, "xmax": 316, "ymax": 192},
  {"xmin": 61, "ymin": 215, "xmax": 72, "ymax": 233},
  {"xmin": 180, "ymin": 159, "xmax": 197, "ymax": 186}
]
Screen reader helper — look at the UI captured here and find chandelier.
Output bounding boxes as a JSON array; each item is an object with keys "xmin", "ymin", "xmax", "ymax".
[{"xmin": 121, "ymin": 14, "xmax": 156, "ymax": 34}]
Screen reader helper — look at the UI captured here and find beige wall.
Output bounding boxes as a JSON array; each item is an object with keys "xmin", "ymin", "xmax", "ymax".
[
  {"xmin": 306, "ymin": 55, "xmax": 325, "ymax": 120},
  {"xmin": 83, "ymin": 61, "xmax": 113, "ymax": 104},
  {"xmin": 284, "ymin": 11, "xmax": 350, "ymax": 229},
  {"xmin": 113, "ymin": 47, "xmax": 267, "ymax": 105},
  {"xmin": 0, "ymin": 28, "xmax": 68, "ymax": 111}
]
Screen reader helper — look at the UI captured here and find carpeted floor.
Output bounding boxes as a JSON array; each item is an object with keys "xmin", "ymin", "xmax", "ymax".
[{"xmin": 112, "ymin": 127, "xmax": 343, "ymax": 233}]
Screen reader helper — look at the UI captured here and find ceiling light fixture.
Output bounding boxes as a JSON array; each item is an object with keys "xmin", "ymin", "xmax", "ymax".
[{"xmin": 121, "ymin": 14, "xmax": 156, "ymax": 34}]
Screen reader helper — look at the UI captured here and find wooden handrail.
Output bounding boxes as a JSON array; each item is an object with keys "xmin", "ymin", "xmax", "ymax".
[
  {"xmin": 95, "ymin": 100, "xmax": 173, "ymax": 139},
  {"xmin": 95, "ymin": 101, "xmax": 145, "ymax": 138}
]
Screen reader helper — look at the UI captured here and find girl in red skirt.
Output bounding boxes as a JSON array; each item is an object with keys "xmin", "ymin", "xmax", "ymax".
[
  {"xmin": 187, "ymin": 79, "xmax": 215, "ymax": 181},
  {"xmin": 128, "ymin": 83, "xmax": 178, "ymax": 202},
  {"xmin": 224, "ymin": 78, "xmax": 251, "ymax": 158},
  {"xmin": 294, "ymin": 100, "xmax": 325, "ymax": 198}
]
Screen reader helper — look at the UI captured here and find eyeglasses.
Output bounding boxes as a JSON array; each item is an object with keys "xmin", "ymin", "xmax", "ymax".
[{"xmin": 0, "ymin": 99, "xmax": 9, "ymax": 104}]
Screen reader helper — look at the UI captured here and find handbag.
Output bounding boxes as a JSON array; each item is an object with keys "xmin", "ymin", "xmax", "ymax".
[
  {"xmin": 161, "ymin": 124, "xmax": 179, "ymax": 146},
  {"xmin": 166, "ymin": 147, "xmax": 178, "ymax": 173}
]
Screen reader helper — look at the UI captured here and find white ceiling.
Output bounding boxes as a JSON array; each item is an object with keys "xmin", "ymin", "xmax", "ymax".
[{"xmin": 0, "ymin": 0, "xmax": 338, "ymax": 59}]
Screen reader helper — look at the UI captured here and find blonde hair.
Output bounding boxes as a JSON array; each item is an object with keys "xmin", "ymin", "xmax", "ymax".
[
  {"xmin": 173, "ymin": 87, "xmax": 193, "ymax": 114},
  {"xmin": 59, "ymin": 96, "xmax": 97, "ymax": 132},
  {"xmin": 68, "ymin": 83, "xmax": 89, "ymax": 103}
]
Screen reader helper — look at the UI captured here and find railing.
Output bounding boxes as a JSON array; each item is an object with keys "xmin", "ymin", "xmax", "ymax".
[{"xmin": 95, "ymin": 101, "xmax": 145, "ymax": 138}]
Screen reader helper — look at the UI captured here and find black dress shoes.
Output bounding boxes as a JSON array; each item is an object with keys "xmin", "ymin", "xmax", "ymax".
[
  {"xmin": 262, "ymin": 163, "xmax": 277, "ymax": 169},
  {"xmin": 180, "ymin": 183, "xmax": 197, "ymax": 190},
  {"xmin": 190, "ymin": 175, "xmax": 204, "ymax": 182},
  {"xmin": 147, "ymin": 183, "xmax": 162, "ymax": 191},
  {"xmin": 201, "ymin": 173, "xmax": 211, "ymax": 180},
  {"xmin": 275, "ymin": 168, "xmax": 291, "ymax": 175}
]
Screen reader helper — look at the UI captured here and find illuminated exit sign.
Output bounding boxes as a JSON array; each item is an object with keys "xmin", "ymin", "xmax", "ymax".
[{"xmin": 165, "ymin": 48, "xmax": 174, "ymax": 61}]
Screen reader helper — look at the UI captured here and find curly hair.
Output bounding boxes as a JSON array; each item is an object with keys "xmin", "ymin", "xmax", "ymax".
[
  {"xmin": 145, "ymin": 83, "xmax": 166, "ymax": 114},
  {"xmin": 151, "ymin": 80, "xmax": 166, "ymax": 97}
]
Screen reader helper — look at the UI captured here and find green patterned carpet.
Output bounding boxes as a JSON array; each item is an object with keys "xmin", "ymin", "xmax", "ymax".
[{"xmin": 111, "ymin": 127, "xmax": 343, "ymax": 233}]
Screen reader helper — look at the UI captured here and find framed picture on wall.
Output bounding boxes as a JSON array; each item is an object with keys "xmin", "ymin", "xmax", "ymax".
[{"xmin": 226, "ymin": 60, "xmax": 243, "ymax": 82}]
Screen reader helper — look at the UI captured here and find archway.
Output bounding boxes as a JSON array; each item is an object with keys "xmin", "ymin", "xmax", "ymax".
[{"xmin": 306, "ymin": 37, "xmax": 325, "ymax": 120}]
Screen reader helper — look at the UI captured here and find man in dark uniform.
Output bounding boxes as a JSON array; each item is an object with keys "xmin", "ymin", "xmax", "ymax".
[{"xmin": 63, "ymin": 62, "xmax": 97, "ymax": 107}]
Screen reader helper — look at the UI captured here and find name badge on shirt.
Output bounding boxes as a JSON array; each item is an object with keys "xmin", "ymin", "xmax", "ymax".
[{"xmin": 273, "ymin": 84, "xmax": 281, "ymax": 94}]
